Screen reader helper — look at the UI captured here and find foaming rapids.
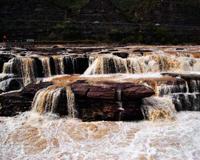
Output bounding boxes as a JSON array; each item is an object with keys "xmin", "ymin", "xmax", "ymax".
[
  {"xmin": 142, "ymin": 97, "xmax": 176, "ymax": 121},
  {"xmin": 84, "ymin": 54, "xmax": 200, "ymax": 75},
  {"xmin": 1, "ymin": 111, "xmax": 200, "ymax": 159}
]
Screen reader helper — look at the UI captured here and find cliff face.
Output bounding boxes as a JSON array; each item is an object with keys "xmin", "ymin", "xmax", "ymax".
[{"xmin": 0, "ymin": 0, "xmax": 200, "ymax": 43}]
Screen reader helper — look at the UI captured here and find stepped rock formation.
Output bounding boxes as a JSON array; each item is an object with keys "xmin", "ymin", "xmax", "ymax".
[
  {"xmin": 32, "ymin": 80, "xmax": 154, "ymax": 121},
  {"xmin": 3, "ymin": 54, "xmax": 89, "ymax": 86},
  {"xmin": 0, "ymin": 45, "xmax": 200, "ymax": 121},
  {"xmin": 84, "ymin": 54, "xmax": 200, "ymax": 75}
]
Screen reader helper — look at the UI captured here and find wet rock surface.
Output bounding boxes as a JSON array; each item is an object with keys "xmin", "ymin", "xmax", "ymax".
[
  {"xmin": 31, "ymin": 80, "xmax": 154, "ymax": 121},
  {"xmin": 0, "ymin": 45, "xmax": 200, "ymax": 120},
  {"xmin": 78, "ymin": 100, "xmax": 144, "ymax": 121},
  {"xmin": 0, "ymin": 54, "xmax": 15, "ymax": 72},
  {"xmin": 71, "ymin": 80, "xmax": 154, "ymax": 100},
  {"xmin": 0, "ymin": 78, "xmax": 22, "ymax": 92},
  {"xmin": 112, "ymin": 52, "xmax": 129, "ymax": 58},
  {"xmin": 0, "ymin": 82, "xmax": 52, "ymax": 116},
  {"xmin": 70, "ymin": 80, "xmax": 154, "ymax": 121},
  {"xmin": 0, "ymin": 73, "xmax": 15, "ymax": 81}
]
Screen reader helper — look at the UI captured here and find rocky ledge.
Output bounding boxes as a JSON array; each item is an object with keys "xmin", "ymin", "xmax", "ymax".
[
  {"xmin": 0, "ymin": 81, "xmax": 52, "ymax": 116},
  {"xmin": 71, "ymin": 80, "xmax": 154, "ymax": 121}
]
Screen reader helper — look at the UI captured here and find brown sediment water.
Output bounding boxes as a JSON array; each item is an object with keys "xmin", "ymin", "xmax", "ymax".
[
  {"xmin": 0, "ymin": 112, "xmax": 200, "ymax": 159},
  {"xmin": 1, "ymin": 46, "xmax": 200, "ymax": 159}
]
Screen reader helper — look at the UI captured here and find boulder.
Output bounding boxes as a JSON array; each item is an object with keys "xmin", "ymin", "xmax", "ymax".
[{"xmin": 0, "ymin": 78, "xmax": 22, "ymax": 92}]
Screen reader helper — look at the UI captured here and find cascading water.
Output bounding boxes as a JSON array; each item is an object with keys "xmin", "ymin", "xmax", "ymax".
[
  {"xmin": 1, "ymin": 46, "xmax": 200, "ymax": 159},
  {"xmin": 52, "ymin": 56, "xmax": 65, "ymax": 75},
  {"xmin": 84, "ymin": 54, "xmax": 200, "ymax": 75},
  {"xmin": 116, "ymin": 88, "xmax": 124, "ymax": 121},
  {"xmin": 39, "ymin": 57, "xmax": 51, "ymax": 77},
  {"xmin": 142, "ymin": 96, "xmax": 176, "ymax": 121},
  {"xmin": 3, "ymin": 57, "xmax": 36, "ymax": 85},
  {"xmin": 2, "ymin": 59, "xmax": 13, "ymax": 74},
  {"xmin": 66, "ymin": 86, "xmax": 77, "ymax": 118},
  {"xmin": 157, "ymin": 78, "xmax": 200, "ymax": 111},
  {"xmin": 32, "ymin": 86, "xmax": 65, "ymax": 114},
  {"xmin": 20, "ymin": 57, "xmax": 36, "ymax": 85},
  {"xmin": 32, "ymin": 85, "xmax": 77, "ymax": 117},
  {"xmin": 173, "ymin": 93, "xmax": 200, "ymax": 111},
  {"xmin": 1, "ymin": 55, "xmax": 89, "ymax": 86}
]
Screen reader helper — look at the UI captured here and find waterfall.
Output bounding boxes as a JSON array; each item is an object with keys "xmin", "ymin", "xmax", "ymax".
[
  {"xmin": 66, "ymin": 86, "xmax": 77, "ymax": 118},
  {"xmin": 116, "ymin": 88, "xmax": 124, "ymax": 121},
  {"xmin": 1, "ymin": 55, "xmax": 89, "ymax": 86},
  {"xmin": 39, "ymin": 57, "xmax": 51, "ymax": 77},
  {"xmin": 2, "ymin": 59, "xmax": 13, "ymax": 74},
  {"xmin": 187, "ymin": 80, "xmax": 200, "ymax": 93},
  {"xmin": 173, "ymin": 93, "xmax": 200, "ymax": 111},
  {"xmin": 52, "ymin": 56, "xmax": 65, "ymax": 75},
  {"xmin": 158, "ymin": 83, "xmax": 186, "ymax": 96},
  {"xmin": 31, "ymin": 86, "xmax": 77, "ymax": 117},
  {"xmin": 64, "ymin": 56, "xmax": 74, "ymax": 74},
  {"xmin": 32, "ymin": 86, "xmax": 65, "ymax": 114},
  {"xmin": 3, "ymin": 57, "xmax": 36, "ymax": 85},
  {"xmin": 84, "ymin": 55, "xmax": 128, "ymax": 75},
  {"xmin": 141, "ymin": 97, "xmax": 176, "ymax": 121},
  {"xmin": 84, "ymin": 54, "xmax": 200, "ymax": 75},
  {"xmin": 20, "ymin": 57, "xmax": 36, "ymax": 85},
  {"xmin": 157, "ymin": 78, "xmax": 200, "ymax": 111}
]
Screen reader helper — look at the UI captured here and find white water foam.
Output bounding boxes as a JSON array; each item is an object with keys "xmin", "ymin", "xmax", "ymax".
[{"xmin": 0, "ymin": 112, "xmax": 200, "ymax": 160}]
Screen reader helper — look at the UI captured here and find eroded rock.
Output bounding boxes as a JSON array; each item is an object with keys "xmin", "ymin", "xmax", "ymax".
[
  {"xmin": 71, "ymin": 80, "xmax": 155, "ymax": 100},
  {"xmin": 0, "ymin": 82, "xmax": 52, "ymax": 116}
]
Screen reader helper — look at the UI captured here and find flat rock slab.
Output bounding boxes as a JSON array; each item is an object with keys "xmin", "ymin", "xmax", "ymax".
[
  {"xmin": 71, "ymin": 80, "xmax": 155, "ymax": 101},
  {"xmin": 162, "ymin": 72, "xmax": 200, "ymax": 80}
]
